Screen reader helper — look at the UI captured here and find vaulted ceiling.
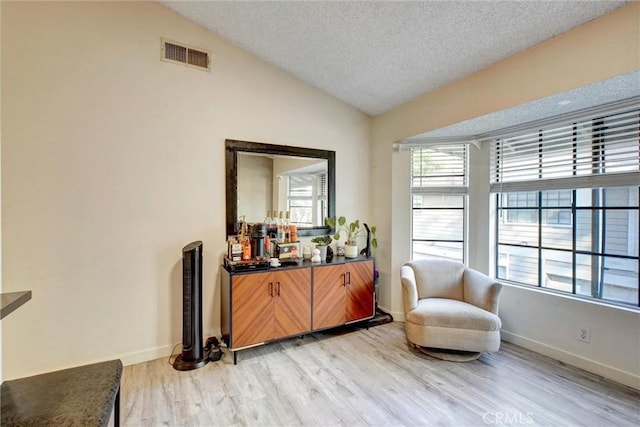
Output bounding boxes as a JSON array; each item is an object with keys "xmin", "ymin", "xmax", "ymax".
[{"xmin": 159, "ymin": 1, "xmax": 630, "ymax": 117}]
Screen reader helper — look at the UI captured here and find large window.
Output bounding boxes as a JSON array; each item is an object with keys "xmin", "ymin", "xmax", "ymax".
[
  {"xmin": 411, "ymin": 144, "xmax": 468, "ymax": 262},
  {"xmin": 492, "ymin": 104, "xmax": 640, "ymax": 307}
]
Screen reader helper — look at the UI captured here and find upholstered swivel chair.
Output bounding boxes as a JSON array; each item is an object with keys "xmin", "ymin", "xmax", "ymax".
[{"xmin": 400, "ymin": 258, "xmax": 502, "ymax": 361}]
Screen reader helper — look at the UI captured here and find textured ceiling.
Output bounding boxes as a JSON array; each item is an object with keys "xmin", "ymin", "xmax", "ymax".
[
  {"xmin": 159, "ymin": 0, "xmax": 629, "ymax": 116},
  {"xmin": 410, "ymin": 70, "xmax": 640, "ymax": 141}
]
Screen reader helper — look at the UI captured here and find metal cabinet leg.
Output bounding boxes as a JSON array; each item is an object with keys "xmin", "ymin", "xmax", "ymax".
[{"xmin": 114, "ymin": 385, "xmax": 121, "ymax": 427}]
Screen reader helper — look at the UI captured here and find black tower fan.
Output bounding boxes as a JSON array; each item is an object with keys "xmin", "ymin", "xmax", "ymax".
[{"xmin": 173, "ymin": 241, "xmax": 209, "ymax": 371}]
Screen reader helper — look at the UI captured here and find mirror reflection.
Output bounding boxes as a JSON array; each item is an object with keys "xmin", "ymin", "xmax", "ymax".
[
  {"xmin": 225, "ymin": 139, "xmax": 335, "ymax": 237},
  {"xmin": 237, "ymin": 152, "xmax": 328, "ymax": 227}
]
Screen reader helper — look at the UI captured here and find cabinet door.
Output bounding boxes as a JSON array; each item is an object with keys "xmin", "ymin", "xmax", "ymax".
[
  {"xmin": 231, "ymin": 272, "xmax": 275, "ymax": 348},
  {"xmin": 346, "ymin": 260, "xmax": 375, "ymax": 322},
  {"xmin": 313, "ymin": 264, "xmax": 346, "ymax": 330},
  {"xmin": 274, "ymin": 269, "xmax": 312, "ymax": 338}
]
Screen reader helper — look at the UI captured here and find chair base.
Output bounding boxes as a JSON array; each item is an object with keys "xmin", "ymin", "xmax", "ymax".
[
  {"xmin": 413, "ymin": 344, "xmax": 482, "ymax": 362},
  {"xmin": 406, "ymin": 321, "xmax": 501, "ymax": 354}
]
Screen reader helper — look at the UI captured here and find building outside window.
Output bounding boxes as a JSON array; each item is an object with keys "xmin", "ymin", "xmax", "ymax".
[
  {"xmin": 491, "ymin": 103, "xmax": 639, "ymax": 307},
  {"xmin": 505, "ymin": 190, "xmax": 572, "ymax": 225},
  {"xmin": 410, "ymin": 144, "xmax": 468, "ymax": 263}
]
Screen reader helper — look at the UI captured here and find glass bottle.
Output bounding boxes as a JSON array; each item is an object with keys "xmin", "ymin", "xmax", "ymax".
[
  {"xmin": 290, "ymin": 217, "xmax": 297, "ymax": 243},
  {"xmin": 264, "ymin": 210, "xmax": 272, "ymax": 229},
  {"xmin": 284, "ymin": 211, "xmax": 291, "ymax": 243},
  {"xmin": 242, "ymin": 237, "xmax": 251, "ymax": 261},
  {"xmin": 277, "ymin": 211, "xmax": 285, "ymax": 242}
]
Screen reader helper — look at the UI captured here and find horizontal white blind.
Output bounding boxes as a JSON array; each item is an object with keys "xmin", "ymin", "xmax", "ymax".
[
  {"xmin": 288, "ymin": 173, "xmax": 327, "ymax": 199},
  {"xmin": 490, "ymin": 105, "xmax": 640, "ymax": 193},
  {"xmin": 288, "ymin": 175, "xmax": 314, "ymax": 197},
  {"xmin": 411, "ymin": 144, "xmax": 467, "ymax": 194},
  {"xmin": 318, "ymin": 173, "xmax": 327, "ymax": 197}
]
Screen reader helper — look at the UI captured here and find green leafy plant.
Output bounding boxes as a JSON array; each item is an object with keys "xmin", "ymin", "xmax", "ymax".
[
  {"xmin": 326, "ymin": 216, "xmax": 377, "ymax": 248},
  {"xmin": 310, "ymin": 235, "xmax": 333, "ymax": 246}
]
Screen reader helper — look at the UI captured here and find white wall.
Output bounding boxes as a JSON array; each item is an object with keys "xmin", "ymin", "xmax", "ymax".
[
  {"xmin": 0, "ymin": 0, "xmax": 3, "ymax": 384},
  {"xmin": 1, "ymin": 1, "xmax": 371, "ymax": 379},
  {"xmin": 372, "ymin": 3, "xmax": 640, "ymax": 389},
  {"xmin": 500, "ymin": 286, "xmax": 640, "ymax": 389},
  {"xmin": 237, "ymin": 154, "xmax": 273, "ymax": 224}
]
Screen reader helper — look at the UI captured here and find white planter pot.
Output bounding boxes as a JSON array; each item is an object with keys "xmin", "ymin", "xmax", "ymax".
[
  {"xmin": 344, "ymin": 244, "xmax": 358, "ymax": 258},
  {"xmin": 316, "ymin": 245, "xmax": 328, "ymax": 261}
]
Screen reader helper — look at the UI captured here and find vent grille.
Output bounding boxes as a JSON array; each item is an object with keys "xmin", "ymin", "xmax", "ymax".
[{"xmin": 161, "ymin": 38, "xmax": 211, "ymax": 71}]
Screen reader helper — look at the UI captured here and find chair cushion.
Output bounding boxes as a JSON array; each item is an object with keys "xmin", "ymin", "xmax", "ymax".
[
  {"xmin": 405, "ymin": 259, "xmax": 465, "ymax": 300},
  {"xmin": 406, "ymin": 298, "xmax": 501, "ymax": 332}
]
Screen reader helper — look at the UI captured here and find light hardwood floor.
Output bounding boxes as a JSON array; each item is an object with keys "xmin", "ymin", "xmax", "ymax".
[{"xmin": 122, "ymin": 322, "xmax": 639, "ymax": 426}]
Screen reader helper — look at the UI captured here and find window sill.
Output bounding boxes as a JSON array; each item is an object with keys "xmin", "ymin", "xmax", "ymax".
[{"xmin": 498, "ymin": 280, "xmax": 639, "ymax": 313}]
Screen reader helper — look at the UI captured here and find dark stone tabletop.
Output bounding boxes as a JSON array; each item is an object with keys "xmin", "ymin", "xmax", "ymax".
[{"xmin": 1, "ymin": 359, "xmax": 123, "ymax": 427}]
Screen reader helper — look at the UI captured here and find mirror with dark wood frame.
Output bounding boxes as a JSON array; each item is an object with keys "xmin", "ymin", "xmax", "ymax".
[{"xmin": 225, "ymin": 139, "xmax": 335, "ymax": 238}]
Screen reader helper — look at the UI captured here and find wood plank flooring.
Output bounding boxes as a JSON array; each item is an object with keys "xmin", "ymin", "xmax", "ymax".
[{"xmin": 122, "ymin": 322, "xmax": 639, "ymax": 426}]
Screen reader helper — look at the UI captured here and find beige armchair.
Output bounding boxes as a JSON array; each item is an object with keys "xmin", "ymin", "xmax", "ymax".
[{"xmin": 400, "ymin": 258, "xmax": 502, "ymax": 360}]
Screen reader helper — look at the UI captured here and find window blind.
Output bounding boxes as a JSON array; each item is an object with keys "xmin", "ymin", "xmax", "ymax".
[
  {"xmin": 411, "ymin": 144, "xmax": 468, "ymax": 194},
  {"xmin": 318, "ymin": 173, "xmax": 327, "ymax": 198},
  {"xmin": 288, "ymin": 175, "xmax": 314, "ymax": 197},
  {"xmin": 489, "ymin": 104, "xmax": 640, "ymax": 193},
  {"xmin": 287, "ymin": 173, "xmax": 327, "ymax": 199}
]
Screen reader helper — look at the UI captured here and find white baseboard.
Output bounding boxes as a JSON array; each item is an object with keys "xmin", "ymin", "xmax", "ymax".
[
  {"xmin": 119, "ymin": 344, "xmax": 177, "ymax": 366},
  {"xmin": 119, "ymin": 329, "xmax": 221, "ymax": 367},
  {"xmin": 379, "ymin": 305, "xmax": 404, "ymax": 322},
  {"xmin": 391, "ymin": 311, "xmax": 404, "ymax": 321},
  {"xmin": 501, "ymin": 330, "xmax": 639, "ymax": 390}
]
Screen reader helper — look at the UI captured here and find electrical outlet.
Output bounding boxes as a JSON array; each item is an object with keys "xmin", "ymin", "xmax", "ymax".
[{"xmin": 577, "ymin": 327, "xmax": 591, "ymax": 343}]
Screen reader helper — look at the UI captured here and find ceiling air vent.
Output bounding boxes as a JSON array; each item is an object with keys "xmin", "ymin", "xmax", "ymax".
[{"xmin": 161, "ymin": 38, "xmax": 211, "ymax": 71}]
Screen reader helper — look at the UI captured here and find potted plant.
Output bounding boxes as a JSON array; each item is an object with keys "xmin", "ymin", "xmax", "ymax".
[
  {"xmin": 310, "ymin": 235, "xmax": 332, "ymax": 261},
  {"xmin": 326, "ymin": 216, "xmax": 377, "ymax": 258}
]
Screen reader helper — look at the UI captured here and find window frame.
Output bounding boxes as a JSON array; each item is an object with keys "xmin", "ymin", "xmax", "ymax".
[
  {"xmin": 503, "ymin": 190, "xmax": 573, "ymax": 226},
  {"xmin": 285, "ymin": 172, "xmax": 327, "ymax": 227},
  {"xmin": 491, "ymin": 105, "xmax": 639, "ymax": 308},
  {"xmin": 410, "ymin": 144, "xmax": 469, "ymax": 263}
]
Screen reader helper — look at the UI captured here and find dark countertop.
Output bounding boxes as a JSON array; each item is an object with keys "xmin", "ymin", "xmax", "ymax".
[
  {"xmin": 0, "ymin": 291, "xmax": 32, "ymax": 320},
  {"xmin": 224, "ymin": 256, "xmax": 374, "ymax": 274},
  {"xmin": 1, "ymin": 359, "xmax": 122, "ymax": 427}
]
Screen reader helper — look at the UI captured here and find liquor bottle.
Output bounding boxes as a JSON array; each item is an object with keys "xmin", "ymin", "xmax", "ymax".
[
  {"xmin": 264, "ymin": 234, "xmax": 271, "ymax": 258},
  {"xmin": 242, "ymin": 238, "xmax": 251, "ymax": 261},
  {"xmin": 284, "ymin": 211, "xmax": 291, "ymax": 243},
  {"xmin": 277, "ymin": 211, "xmax": 285, "ymax": 242},
  {"xmin": 237, "ymin": 215, "xmax": 247, "ymax": 243},
  {"xmin": 264, "ymin": 211, "xmax": 270, "ymax": 228},
  {"xmin": 290, "ymin": 222, "xmax": 297, "ymax": 243}
]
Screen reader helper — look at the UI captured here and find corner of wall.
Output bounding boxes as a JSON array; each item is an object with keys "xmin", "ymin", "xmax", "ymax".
[{"xmin": 1, "ymin": 0, "xmax": 4, "ymax": 384}]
